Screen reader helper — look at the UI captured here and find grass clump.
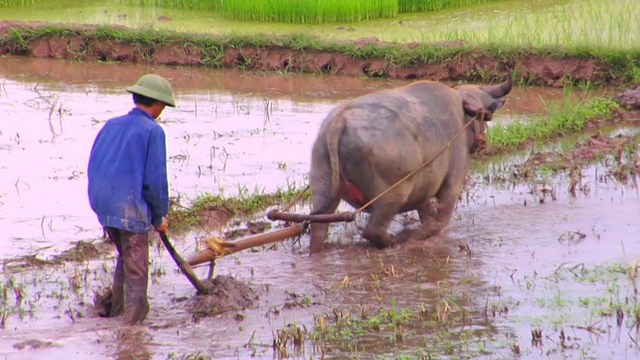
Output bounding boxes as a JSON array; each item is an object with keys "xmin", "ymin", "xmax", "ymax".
[{"xmin": 168, "ymin": 184, "xmax": 309, "ymax": 232}]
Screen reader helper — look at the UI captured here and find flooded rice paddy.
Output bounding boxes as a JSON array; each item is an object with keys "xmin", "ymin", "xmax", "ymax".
[{"xmin": 1, "ymin": 56, "xmax": 639, "ymax": 360}]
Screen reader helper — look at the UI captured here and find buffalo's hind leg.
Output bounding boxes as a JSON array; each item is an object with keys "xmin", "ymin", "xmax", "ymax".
[
  {"xmin": 361, "ymin": 185, "xmax": 410, "ymax": 249},
  {"xmin": 309, "ymin": 201, "xmax": 340, "ymax": 254},
  {"xmin": 308, "ymin": 176, "xmax": 341, "ymax": 254},
  {"xmin": 362, "ymin": 202, "xmax": 404, "ymax": 249}
]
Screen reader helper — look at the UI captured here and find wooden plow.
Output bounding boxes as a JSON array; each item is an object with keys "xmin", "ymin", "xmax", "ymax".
[
  {"xmin": 162, "ymin": 116, "xmax": 480, "ymax": 293},
  {"xmin": 159, "ymin": 209, "xmax": 356, "ymax": 294}
]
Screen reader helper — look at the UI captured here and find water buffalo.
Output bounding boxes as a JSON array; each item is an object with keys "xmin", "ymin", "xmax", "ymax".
[{"xmin": 308, "ymin": 71, "xmax": 513, "ymax": 253}]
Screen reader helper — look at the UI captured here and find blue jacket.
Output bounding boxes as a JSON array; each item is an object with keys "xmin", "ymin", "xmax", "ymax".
[{"xmin": 88, "ymin": 107, "xmax": 169, "ymax": 233}]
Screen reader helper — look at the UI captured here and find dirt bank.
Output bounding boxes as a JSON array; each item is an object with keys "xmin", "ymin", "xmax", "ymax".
[{"xmin": 1, "ymin": 20, "xmax": 638, "ymax": 88}]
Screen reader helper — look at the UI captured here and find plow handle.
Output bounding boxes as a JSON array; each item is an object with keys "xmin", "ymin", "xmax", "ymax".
[{"xmin": 158, "ymin": 231, "xmax": 212, "ymax": 294}]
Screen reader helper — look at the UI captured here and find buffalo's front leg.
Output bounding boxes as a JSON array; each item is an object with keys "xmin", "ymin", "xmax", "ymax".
[
  {"xmin": 407, "ymin": 200, "xmax": 438, "ymax": 241},
  {"xmin": 426, "ymin": 178, "xmax": 462, "ymax": 237}
]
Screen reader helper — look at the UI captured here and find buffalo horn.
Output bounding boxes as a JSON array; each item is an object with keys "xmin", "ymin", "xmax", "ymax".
[{"xmin": 481, "ymin": 70, "xmax": 513, "ymax": 98}]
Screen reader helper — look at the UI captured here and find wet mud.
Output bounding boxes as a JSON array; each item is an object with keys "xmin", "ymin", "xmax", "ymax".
[
  {"xmin": 189, "ymin": 275, "xmax": 259, "ymax": 321},
  {"xmin": 617, "ymin": 86, "xmax": 640, "ymax": 110},
  {"xmin": 1, "ymin": 55, "xmax": 640, "ymax": 359}
]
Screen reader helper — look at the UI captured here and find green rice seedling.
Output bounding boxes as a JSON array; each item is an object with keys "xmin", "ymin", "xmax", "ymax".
[
  {"xmin": 398, "ymin": 0, "xmax": 503, "ymax": 13},
  {"xmin": 221, "ymin": 0, "xmax": 398, "ymax": 24},
  {"xmin": 475, "ymin": 0, "xmax": 639, "ymax": 50},
  {"xmin": 118, "ymin": 0, "xmax": 222, "ymax": 11},
  {"xmin": 0, "ymin": 0, "xmax": 37, "ymax": 7}
]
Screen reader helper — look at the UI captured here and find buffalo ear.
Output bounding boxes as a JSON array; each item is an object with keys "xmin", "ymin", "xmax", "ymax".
[
  {"xmin": 463, "ymin": 99, "xmax": 479, "ymax": 117},
  {"xmin": 463, "ymin": 99, "xmax": 493, "ymax": 121}
]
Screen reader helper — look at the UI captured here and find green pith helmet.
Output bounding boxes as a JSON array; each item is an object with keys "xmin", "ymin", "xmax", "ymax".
[{"xmin": 126, "ymin": 74, "xmax": 176, "ymax": 107}]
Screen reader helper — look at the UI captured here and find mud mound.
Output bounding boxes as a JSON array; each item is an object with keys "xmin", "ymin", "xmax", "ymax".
[
  {"xmin": 92, "ymin": 275, "xmax": 259, "ymax": 321},
  {"xmin": 53, "ymin": 240, "xmax": 112, "ymax": 262},
  {"xmin": 190, "ymin": 275, "xmax": 259, "ymax": 321},
  {"xmin": 616, "ymin": 86, "xmax": 640, "ymax": 109},
  {"xmin": 525, "ymin": 132, "xmax": 639, "ymax": 177}
]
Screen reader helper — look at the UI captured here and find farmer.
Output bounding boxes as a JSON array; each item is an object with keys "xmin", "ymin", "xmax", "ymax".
[{"xmin": 87, "ymin": 74, "xmax": 176, "ymax": 325}]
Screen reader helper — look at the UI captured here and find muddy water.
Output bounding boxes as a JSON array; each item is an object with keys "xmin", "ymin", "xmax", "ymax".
[
  {"xmin": 0, "ymin": 56, "xmax": 551, "ymax": 261},
  {"xmin": 1, "ymin": 56, "xmax": 638, "ymax": 360}
]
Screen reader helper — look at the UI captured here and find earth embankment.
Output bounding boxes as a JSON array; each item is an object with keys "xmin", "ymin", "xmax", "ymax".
[{"xmin": 1, "ymin": 20, "xmax": 638, "ymax": 88}]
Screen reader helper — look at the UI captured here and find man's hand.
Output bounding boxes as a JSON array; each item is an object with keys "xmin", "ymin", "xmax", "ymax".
[{"xmin": 155, "ymin": 216, "xmax": 169, "ymax": 233}]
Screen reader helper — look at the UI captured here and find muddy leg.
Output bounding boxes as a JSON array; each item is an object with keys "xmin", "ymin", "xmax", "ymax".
[
  {"xmin": 309, "ymin": 197, "xmax": 340, "ymax": 254},
  {"xmin": 427, "ymin": 178, "xmax": 463, "ymax": 237},
  {"xmin": 418, "ymin": 200, "xmax": 436, "ymax": 223},
  {"xmin": 409, "ymin": 200, "xmax": 438, "ymax": 241},
  {"xmin": 105, "ymin": 228, "xmax": 125, "ymax": 317},
  {"xmin": 309, "ymin": 155, "xmax": 341, "ymax": 254},
  {"xmin": 120, "ymin": 231, "xmax": 150, "ymax": 325},
  {"xmin": 362, "ymin": 200, "xmax": 405, "ymax": 249}
]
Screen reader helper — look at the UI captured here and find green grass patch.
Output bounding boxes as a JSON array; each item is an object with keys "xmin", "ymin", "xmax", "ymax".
[
  {"xmin": 486, "ymin": 92, "xmax": 619, "ymax": 152},
  {"xmin": 398, "ymin": 0, "xmax": 503, "ymax": 12},
  {"xmin": 167, "ymin": 183, "xmax": 309, "ymax": 232}
]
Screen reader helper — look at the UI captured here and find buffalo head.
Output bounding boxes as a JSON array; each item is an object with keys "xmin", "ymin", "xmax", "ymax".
[{"xmin": 455, "ymin": 71, "xmax": 513, "ymax": 152}]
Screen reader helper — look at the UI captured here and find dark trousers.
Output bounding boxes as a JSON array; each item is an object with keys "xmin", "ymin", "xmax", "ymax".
[{"xmin": 105, "ymin": 227, "xmax": 150, "ymax": 324}]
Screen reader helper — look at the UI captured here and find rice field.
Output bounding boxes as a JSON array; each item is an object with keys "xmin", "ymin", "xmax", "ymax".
[
  {"xmin": 398, "ymin": 0, "xmax": 501, "ymax": 12},
  {"xmin": 221, "ymin": 0, "xmax": 398, "ymax": 24},
  {"xmin": 424, "ymin": 0, "xmax": 640, "ymax": 49},
  {"xmin": 0, "ymin": 0, "xmax": 36, "ymax": 6},
  {"xmin": 116, "ymin": 0, "xmax": 508, "ymax": 23},
  {"xmin": 0, "ymin": 0, "xmax": 638, "ymax": 51}
]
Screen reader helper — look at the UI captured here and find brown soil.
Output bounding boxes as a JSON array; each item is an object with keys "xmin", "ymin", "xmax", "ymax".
[
  {"xmin": 188, "ymin": 275, "xmax": 259, "ymax": 321},
  {"xmin": 524, "ymin": 132, "xmax": 640, "ymax": 180},
  {"xmin": 225, "ymin": 221, "xmax": 272, "ymax": 239},
  {"xmin": 616, "ymin": 87, "xmax": 640, "ymax": 110},
  {"xmin": 0, "ymin": 20, "xmax": 635, "ymax": 87}
]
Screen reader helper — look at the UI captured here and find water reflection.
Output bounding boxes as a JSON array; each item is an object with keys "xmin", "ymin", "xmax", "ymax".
[{"xmin": 0, "ymin": 56, "xmax": 554, "ymax": 261}]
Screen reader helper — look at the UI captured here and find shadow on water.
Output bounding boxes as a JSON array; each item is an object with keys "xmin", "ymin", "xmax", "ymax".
[{"xmin": 1, "ymin": 56, "xmax": 638, "ymax": 359}]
